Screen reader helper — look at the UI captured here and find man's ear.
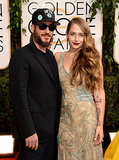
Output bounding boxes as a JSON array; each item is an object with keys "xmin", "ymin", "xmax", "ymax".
[{"xmin": 30, "ymin": 24, "xmax": 35, "ymax": 33}]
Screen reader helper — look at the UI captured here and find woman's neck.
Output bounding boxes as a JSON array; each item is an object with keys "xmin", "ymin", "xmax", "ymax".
[{"xmin": 68, "ymin": 48, "xmax": 81, "ymax": 55}]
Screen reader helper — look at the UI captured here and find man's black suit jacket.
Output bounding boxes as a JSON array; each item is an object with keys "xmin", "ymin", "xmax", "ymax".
[{"xmin": 9, "ymin": 41, "xmax": 62, "ymax": 143}]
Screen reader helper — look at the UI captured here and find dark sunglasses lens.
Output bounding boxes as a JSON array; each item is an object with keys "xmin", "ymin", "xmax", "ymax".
[
  {"xmin": 39, "ymin": 24, "xmax": 47, "ymax": 30},
  {"xmin": 49, "ymin": 24, "xmax": 56, "ymax": 31},
  {"xmin": 38, "ymin": 23, "xmax": 56, "ymax": 31}
]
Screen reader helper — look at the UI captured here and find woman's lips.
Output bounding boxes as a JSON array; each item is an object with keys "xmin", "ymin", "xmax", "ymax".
[{"xmin": 73, "ymin": 42, "xmax": 80, "ymax": 45}]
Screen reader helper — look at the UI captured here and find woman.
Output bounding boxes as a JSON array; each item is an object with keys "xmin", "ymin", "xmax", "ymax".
[{"xmin": 55, "ymin": 17, "xmax": 105, "ymax": 160}]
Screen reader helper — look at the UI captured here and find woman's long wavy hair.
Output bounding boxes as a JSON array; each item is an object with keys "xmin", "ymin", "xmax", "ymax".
[{"xmin": 67, "ymin": 17, "xmax": 102, "ymax": 91}]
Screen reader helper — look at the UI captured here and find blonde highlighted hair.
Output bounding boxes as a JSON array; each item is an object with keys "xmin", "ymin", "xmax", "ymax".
[{"xmin": 67, "ymin": 17, "xmax": 102, "ymax": 91}]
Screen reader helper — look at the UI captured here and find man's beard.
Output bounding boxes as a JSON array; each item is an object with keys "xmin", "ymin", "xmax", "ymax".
[{"xmin": 33, "ymin": 30, "xmax": 53, "ymax": 48}]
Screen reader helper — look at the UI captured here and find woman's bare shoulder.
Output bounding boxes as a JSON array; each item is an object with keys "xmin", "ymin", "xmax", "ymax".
[{"xmin": 54, "ymin": 52, "xmax": 62, "ymax": 63}]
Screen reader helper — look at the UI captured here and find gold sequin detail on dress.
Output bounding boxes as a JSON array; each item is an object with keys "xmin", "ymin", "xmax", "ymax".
[{"xmin": 57, "ymin": 52, "xmax": 103, "ymax": 160}]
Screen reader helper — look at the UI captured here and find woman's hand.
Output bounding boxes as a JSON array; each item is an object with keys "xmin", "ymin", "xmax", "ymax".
[{"xmin": 94, "ymin": 126, "xmax": 104, "ymax": 145}]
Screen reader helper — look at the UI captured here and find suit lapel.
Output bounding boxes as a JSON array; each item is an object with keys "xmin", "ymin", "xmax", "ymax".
[
  {"xmin": 47, "ymin": 49, "xmax": 58, "ymax": 79},
  {"xmin": 30, "ymin": 41, "xmax": 56, "ymax": 84}
]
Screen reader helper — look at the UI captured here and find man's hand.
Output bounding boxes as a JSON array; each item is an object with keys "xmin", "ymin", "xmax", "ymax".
[{"xmin": 25, "ymin": 133, "xmax": 38, "ymax": 150}]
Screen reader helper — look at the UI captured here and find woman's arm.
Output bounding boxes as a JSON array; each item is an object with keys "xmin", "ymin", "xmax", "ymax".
[{"xmin": 93, "ymin": 59, "xmax": 105, "ymax": 145}]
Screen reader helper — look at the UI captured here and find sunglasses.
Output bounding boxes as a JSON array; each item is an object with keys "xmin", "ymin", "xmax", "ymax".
[{"xmin": 38, "ymin": 23, "xmax": 56, "ymax": 31}]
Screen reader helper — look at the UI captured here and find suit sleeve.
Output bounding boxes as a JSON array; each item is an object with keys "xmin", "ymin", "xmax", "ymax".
[{"xmin": 9, "ymin": 50, "xmax": 36, "ymax": 138}]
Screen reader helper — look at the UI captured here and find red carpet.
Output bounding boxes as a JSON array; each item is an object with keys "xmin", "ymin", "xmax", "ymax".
[
  {"xmin": 0, "ymin": 153, "xmax": 18, "ymax": 160},
  {"xmin": 0, "ymin": 150, "xmax": 105, "ymax": 159}
]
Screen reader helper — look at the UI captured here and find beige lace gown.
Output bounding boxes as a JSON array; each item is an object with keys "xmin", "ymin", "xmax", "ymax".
[{"xmin": 57, "ymin": 52, "xmax": 103, "ymax": 160}]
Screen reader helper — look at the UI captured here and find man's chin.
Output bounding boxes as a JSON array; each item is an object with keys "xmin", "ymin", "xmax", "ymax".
[
  {"xmin": 35, "ymin": 37, "xmax": 52, "ymax": 47},
  {"xmin": 42, "ymin": 39, "xmax": 50, "ymax": 43},
  {"xmin": 40, "ymin": 42, "xmax": 51, "ymax": 48}
]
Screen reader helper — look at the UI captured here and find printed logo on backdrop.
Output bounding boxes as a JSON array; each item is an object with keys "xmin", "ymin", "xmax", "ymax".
[
  {"xmin": 113, "ymin": 4, "xmax": 119, "ymax": 64},
  {"xmin": 21, "ymin": 0, "xmax": 102, "ymax": 55},
  {"xmin": 0, "ymin": 0, "xmax": 10, "ymax": 70}
]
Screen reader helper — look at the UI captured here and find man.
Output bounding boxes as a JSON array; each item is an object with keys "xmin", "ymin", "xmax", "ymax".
[{"xmin": 9, "ymin": 8, "xmax": 61, "ymax": 160}]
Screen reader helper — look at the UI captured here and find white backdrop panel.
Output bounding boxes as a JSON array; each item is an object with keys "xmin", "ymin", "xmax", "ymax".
[
  {"xmin": 0, "ymin": 0, "xmax": 10, "ymax": 69},
  {"xmin": 113, "ymin": 4, "xmax": 119, "ymax": 64}
]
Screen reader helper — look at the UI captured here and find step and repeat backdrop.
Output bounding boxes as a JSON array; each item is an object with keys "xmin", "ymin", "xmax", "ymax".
[
  {"xmin": 0, "ymin": 0, "xmax": 10, "ymax": 70},
  {"xmin": 21, "ymin": 0, "xmax": 102, "ymax": 55},
  {"xmin": 113, "ymin": 3, "xmax": 119, "ymax": 64},
  {"xmin": 0, "ymin": 0, "xmax": 119, "ymax": 70}
]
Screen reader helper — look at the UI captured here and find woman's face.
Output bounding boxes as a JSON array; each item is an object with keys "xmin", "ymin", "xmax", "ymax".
[{"xmin": 67, "ymin": 23, "xmax": 84, "ymax": 50}]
